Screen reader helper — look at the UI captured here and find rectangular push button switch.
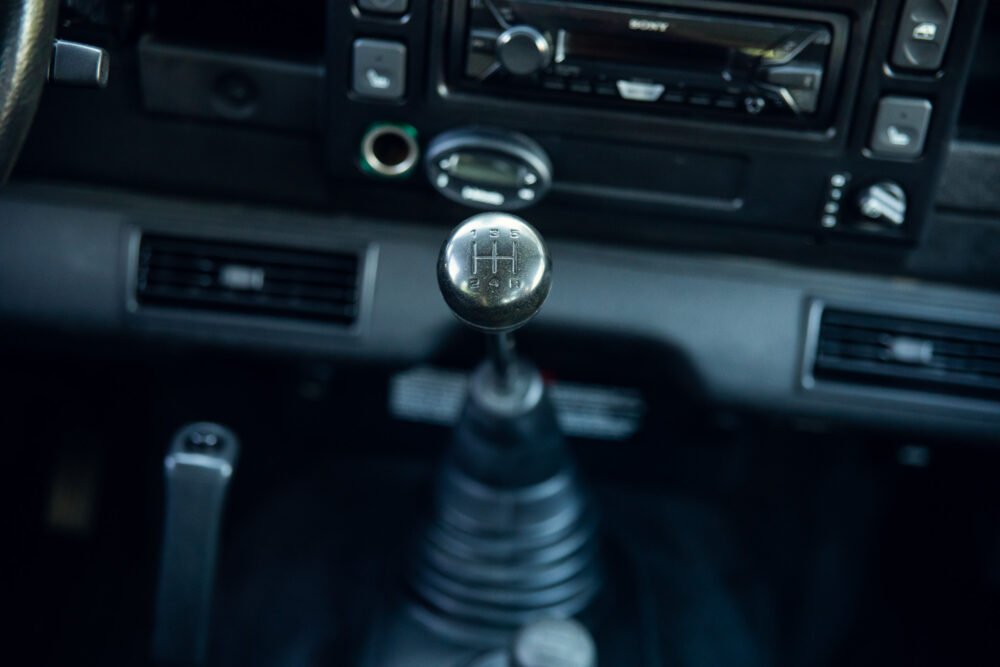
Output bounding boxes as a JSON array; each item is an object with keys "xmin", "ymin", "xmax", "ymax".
[
  {"xmin": 357, "ymin": 0, "xmax": 409, "ymax": 14},
  {"xmin": 616, "ymin": 80, "xmax": 665, "ymax": 102},
  {"xmin": 353, "ymin": 39, "xmax": 406, "ymax": 100},
  {"xmin": 871, "ymin": 97, "xmax": 933, "ymax": 159},
  {"xmin": 891, "ymin": 0, "xmax": 959, "ymax": 71}
]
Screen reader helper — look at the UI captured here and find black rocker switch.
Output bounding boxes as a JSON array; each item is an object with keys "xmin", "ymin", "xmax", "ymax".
[{"xmin": 891, "ymin": 0, "xmax": 959, "ymax": 72}]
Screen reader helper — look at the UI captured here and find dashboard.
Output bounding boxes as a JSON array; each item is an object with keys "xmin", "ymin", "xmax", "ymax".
[
  {"xmin": 331, "ymin": 0, "xmax": 956, "ymax": 240},
  {"xmin": 6, "ymin": 5, "xmax": 1000, "ymax": 664},
  {"xmin": 3, "ymin": 0, "xmax": 1000, "ymax": 437}
]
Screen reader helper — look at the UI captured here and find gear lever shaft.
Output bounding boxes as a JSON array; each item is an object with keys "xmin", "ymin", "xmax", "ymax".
[
  {"xmin": 358, "ymin": 214, "xmax": 600, "ymax": 664},
  {"xmin": 438, "ymin": 213, "xmax": 552, "ymax": 393},
  {"xmin": 400, "ymin": 211, "xmax": 600, "ymax": 646}
]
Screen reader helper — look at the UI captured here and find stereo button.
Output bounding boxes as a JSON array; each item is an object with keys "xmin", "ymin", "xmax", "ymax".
[
  {"xmin": 616, "ymin": 80, "xmax": 664, "ymax": 102},
  {"xmin": 594, "ymin": 82, "xmax": 618, "ymax": 97},
  {"xmin": 764, "ymin": 64, "xmax": 823, "ymax": 90},
  {"xmin": 763, "ymin": 64, "xmax": 824, "ymax": 114},
  {"xmin": 469, "ymin": 29, "xmax": 500, "ymax": 54}
]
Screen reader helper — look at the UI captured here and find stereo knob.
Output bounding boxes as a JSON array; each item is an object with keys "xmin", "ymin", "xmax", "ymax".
[
  {"xmin": 496, "ymin": 26, "xmax": 553, "ymax": 76},
  {"xmin": 857, "ymin": 181, "xmax": 907, "ymax": 227}
]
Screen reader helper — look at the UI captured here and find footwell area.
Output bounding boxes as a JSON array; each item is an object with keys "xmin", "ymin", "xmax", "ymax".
[
  {"xmin": 5, "ymin": 351, "xmax": 999, "ymax": 666},
  {"xmin": 205, "ymin": 442, "xmax": 879, "ymax": 667}
]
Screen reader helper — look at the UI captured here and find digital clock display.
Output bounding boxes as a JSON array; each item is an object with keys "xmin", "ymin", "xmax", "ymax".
[{"xmin": 448, "ymin": 152, "xmax": 525, "ymax": 188}]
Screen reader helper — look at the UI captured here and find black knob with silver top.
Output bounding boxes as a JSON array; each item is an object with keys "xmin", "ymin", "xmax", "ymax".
[
  {"xmin": 424, "ymin": 216, "xmax": 602, "ymax": 653},
  {"xmin": 438, "ymin": 212, "xmax": 551, "ymax": 334},
  {"xmin": 496, "ymin": 25, "xmax": 553, "ymax": 76},
  {"xmin": 857, "ymin": 181, "xmax": 907, "ymax": 227},
  {"xmin": 438, "ymin": 212, "xmax": 551, "ymax": 398}
]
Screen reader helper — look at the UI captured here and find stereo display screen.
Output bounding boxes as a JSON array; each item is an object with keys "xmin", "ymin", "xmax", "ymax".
[{"xmin": 564, "ymin": 31, "xmax": 729, "ymax": 73}]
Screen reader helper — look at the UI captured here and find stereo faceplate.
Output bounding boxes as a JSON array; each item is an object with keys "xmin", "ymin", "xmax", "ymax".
[
  {"xmin": 326, "ymin": 0, "xmax": 985, "ymax": 256},
  {"xmin": 451, "ymin": 0, "xmax": 851, "ymax": 131}
]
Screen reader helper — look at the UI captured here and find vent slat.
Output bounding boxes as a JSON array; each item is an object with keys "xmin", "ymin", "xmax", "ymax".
[
  {"xmin": 815, "ymin": 357, "xmax": 1000, "ymax": 393},
  {"xmin": 823, "ymin": 311, "xmax": 1000, "ymax": 346},
  {"xmin": 140, "ymin": 264, "xmax": 358, "ymax": 292},
  {"xmin": 144, "ymin": 255, "xmax": 358, "ymax": 284},
  {"xmin": 136, "ymin": 235, "xmax": 362, "ymax": 327},
  {"xmin": 140, "ymin": 270, "xmax": 359, "ymax": 303},
  {"xmin": 818, "ymin": 341, "xmax": 1000, "ymax": 375},
  {"xmin": 139, "ymin": 286, "xmax": 359, "ymax": 319},
  {"xmin": 140, "ymin": 239, "xmax": 359, "ymax": 272},
  {"xmin": 813, "ymin": 308, "xmax": 1000, "ymax": 402}
]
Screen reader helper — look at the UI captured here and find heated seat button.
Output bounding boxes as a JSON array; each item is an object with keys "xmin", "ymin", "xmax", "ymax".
[
  {"xmin": 870, "ymin": 96, "xmax": 933, "ymax": 159},
  {"xmin": 353, "ymin": 39, "xmax": 406, "ymax": 100},
  {"xmin": 891, "ymin": 0, "xmax": 959, "ymax": 71}
]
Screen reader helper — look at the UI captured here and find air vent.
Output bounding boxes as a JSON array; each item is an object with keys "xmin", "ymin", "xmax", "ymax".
[
  {"xmin": 136, "ymin": 235, "xmax": 362, "ymax": 326},
  {"xmin": 812, "ymin": 308, "xmax": 1000, "ymax": 401}
]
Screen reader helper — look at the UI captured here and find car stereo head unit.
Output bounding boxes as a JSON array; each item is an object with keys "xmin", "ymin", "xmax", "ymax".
[{"xmin": 449, "ymin": 0, "xmax": 851, "ymax": 129}]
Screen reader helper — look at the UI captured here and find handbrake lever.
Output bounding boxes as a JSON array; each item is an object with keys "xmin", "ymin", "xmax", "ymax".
[{"xmin": 152, "ymin": 423, "xmax": 239, "ymax": 666}]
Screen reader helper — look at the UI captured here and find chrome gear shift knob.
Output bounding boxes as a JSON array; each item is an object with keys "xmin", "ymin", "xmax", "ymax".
[{"xmin": 437, "ymin": 212, "xmax": 552, "ymax": 334}]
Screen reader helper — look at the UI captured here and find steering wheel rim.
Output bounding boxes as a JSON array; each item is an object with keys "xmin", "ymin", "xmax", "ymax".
[{"xmin": 0, "ymin": 0, "xmax": 58, "ymax": 184}]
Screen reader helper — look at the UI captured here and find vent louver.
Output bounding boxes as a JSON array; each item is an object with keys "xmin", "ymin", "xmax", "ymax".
[
  {"xmin": 136, "ymin": 235, "xmax": 362, "ymax": 326},
  {"xmin": 813, "ymin": 308, "xmax": 1000, "ymax": 401}
]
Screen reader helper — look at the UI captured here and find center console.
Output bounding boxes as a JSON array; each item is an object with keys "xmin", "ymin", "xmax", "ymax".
[{"xmin": 327, "ymin": 0, "xmax": 986, "ymax": 245}]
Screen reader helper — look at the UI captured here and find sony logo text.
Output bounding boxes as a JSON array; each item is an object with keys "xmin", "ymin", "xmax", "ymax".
[{"xmin": 628, "ymin": 18, "xmax": 670, "ymax": 32}]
